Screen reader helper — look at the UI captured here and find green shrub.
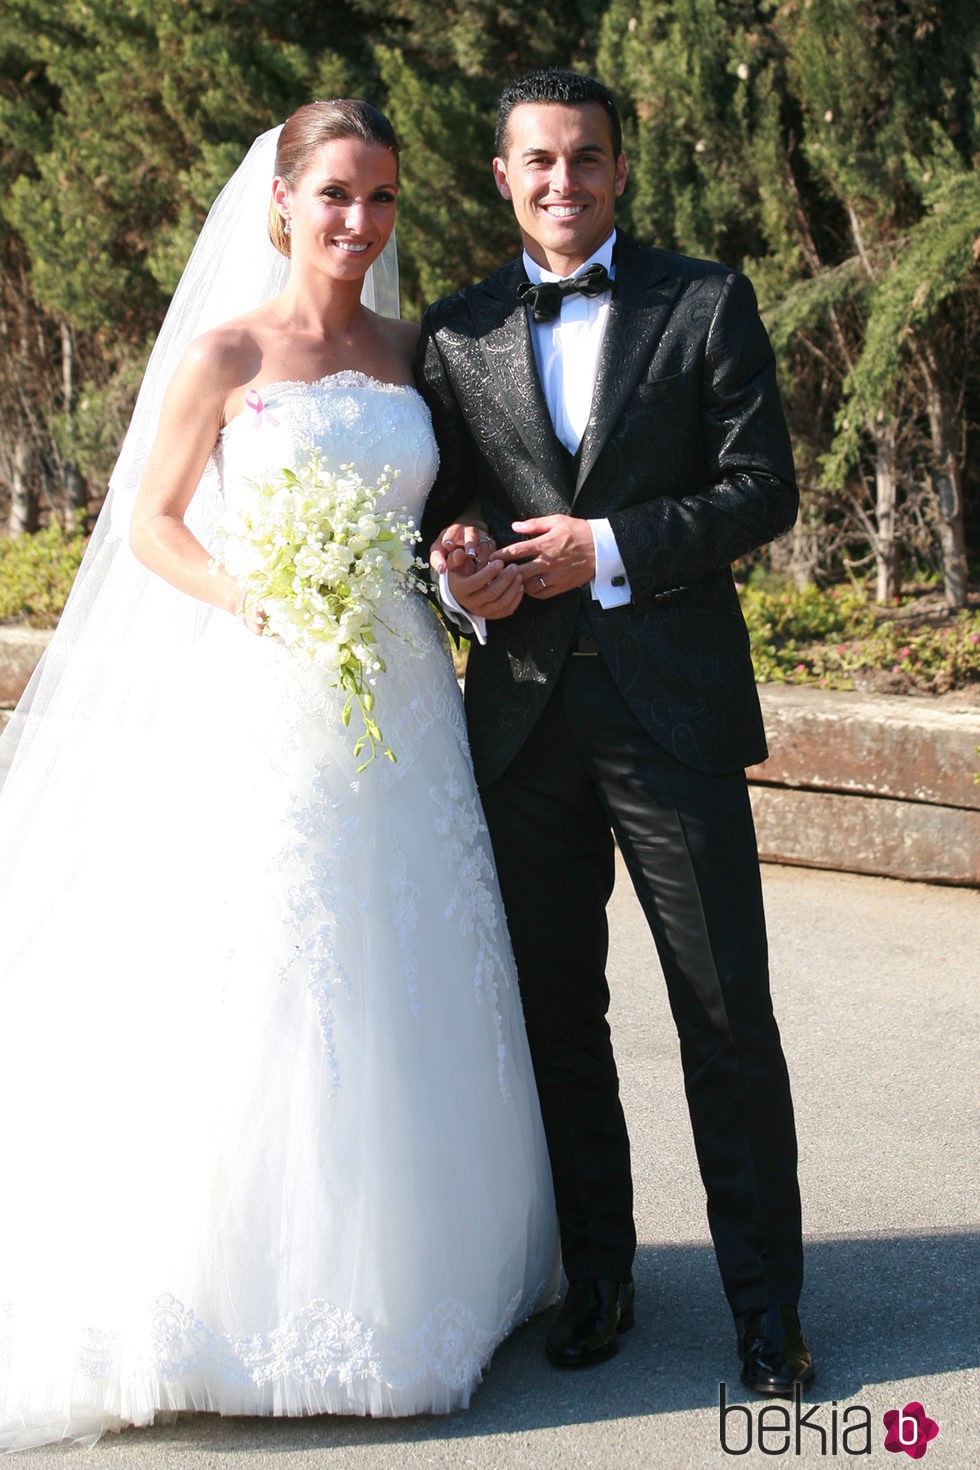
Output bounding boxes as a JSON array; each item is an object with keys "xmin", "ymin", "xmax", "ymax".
[
  {"xmin": 739, "ymin": 578, "xmax": 980, "ymax": 693},
  {"xmin": 0, "ymin": 521, "xmax": 88, "ymax": 626}
]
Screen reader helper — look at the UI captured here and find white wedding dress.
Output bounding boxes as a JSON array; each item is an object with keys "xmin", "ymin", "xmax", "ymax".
[{"xmin": 0, "ymin": 373, "xmax": 558, "ymax": 1450}]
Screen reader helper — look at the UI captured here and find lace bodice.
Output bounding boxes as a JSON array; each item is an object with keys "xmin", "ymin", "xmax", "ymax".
[{"xmin": 215, "ymin": 371, "xmax": 439, "ymax": 520}]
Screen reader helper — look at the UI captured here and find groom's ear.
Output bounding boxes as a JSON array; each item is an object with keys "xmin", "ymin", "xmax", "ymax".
[{"xmin": 492, "ymin": 158, "xmax": 512, "ymax": 202}]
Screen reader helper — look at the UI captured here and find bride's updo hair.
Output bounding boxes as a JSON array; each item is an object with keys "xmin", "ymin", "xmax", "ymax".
[{"xmin": 269, "ymin": 99, "xmax": 400, "ymax": 257}]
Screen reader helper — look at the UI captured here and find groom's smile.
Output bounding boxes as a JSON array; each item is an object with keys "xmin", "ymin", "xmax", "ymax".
[{"xmin": 492, "ymin": 101, "xmax": 627, "ymax": 275}]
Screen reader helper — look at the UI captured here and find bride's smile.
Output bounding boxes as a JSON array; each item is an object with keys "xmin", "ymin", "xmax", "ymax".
[{"xmin": 274, "ymin": 137, "xmax": 399, "ymax": 282}]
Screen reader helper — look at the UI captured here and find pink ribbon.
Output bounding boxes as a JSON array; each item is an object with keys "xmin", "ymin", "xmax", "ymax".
[{"xmin": 245, "ymin": 388, "xmax": 278, "ymax": 429}]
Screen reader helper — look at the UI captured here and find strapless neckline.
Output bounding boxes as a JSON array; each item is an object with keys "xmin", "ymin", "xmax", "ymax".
[{"xmin": 220, "ymin": 370, "xmax": 419, "ymax": 439}]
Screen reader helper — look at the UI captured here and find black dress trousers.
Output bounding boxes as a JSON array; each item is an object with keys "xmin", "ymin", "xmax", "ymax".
[{"xmin": 479, "ymin": 649, "xmax": 803, "ymax": 1314}]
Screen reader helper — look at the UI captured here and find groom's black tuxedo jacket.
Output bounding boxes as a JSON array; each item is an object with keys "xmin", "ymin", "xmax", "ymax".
[{"xmin": 417, "ymin": 233, "xmax": 798, "ymax": 787}]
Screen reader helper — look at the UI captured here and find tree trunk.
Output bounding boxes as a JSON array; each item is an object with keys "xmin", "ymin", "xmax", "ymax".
[
  {"xmin": 787, "ymin": 517, "xmax": 817, "ymax": 589},
  {"xmin": 873, "ymin": 419, "xmax": 899, "ymax": 604},
  {"xmin": 846, "ymin": 208, "xmax": 902, "ymax": 603},
  {"xmin": 8, "ymin": 437, "xmax": 38, "ymax": 537},
  {"xmin": 918, "ymin": 343, "xmax": 969, "ymax": 609},
  {"xmin": 60, "ymin": 320, "xmax": 87, "ymax": 523}
]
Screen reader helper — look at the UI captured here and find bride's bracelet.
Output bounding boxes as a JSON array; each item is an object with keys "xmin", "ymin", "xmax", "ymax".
[{"xmin": 238, "ymin": 590, "xmax": 267, "ymax": 629}]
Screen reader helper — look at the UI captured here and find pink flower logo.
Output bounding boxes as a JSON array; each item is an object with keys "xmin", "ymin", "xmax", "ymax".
[{"xmin": 883, "ymin": 1401, "xmax": 939, "ymax": 1458}]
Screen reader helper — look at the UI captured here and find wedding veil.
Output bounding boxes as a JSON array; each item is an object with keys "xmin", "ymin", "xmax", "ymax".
[{"xmin": 0, "ymin": 124, "xmax": 400, "ymax": 794}]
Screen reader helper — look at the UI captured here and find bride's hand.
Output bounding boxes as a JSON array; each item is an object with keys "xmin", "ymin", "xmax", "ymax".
[
  {"xmin": 239, "ymin": 589, "xmax": 268, "ymax": 636},
  {"xmin": 429, "ymin": 519, "xmax": 496, "ymax": 577}
]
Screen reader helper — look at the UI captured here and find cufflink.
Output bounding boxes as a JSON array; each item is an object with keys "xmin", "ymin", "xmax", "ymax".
[{"xmin": 611, "ymin": 575, "xmax": 625, "ymax": 587}]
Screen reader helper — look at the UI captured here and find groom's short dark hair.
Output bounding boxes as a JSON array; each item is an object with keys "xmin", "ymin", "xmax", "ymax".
[{"xmin": 494, "ymin": 69, "xmax": 622, "ymax": 159}]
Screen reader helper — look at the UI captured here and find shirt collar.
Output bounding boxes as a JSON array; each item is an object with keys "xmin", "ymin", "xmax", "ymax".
[{"xmin": 522, "ymin": 229, "xmax": 617, "ymax": 286}]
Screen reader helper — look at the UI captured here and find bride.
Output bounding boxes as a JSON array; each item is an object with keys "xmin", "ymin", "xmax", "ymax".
[{"xmin": 0, "ymin": 100, "xmax": 557, "ymax": 1450}]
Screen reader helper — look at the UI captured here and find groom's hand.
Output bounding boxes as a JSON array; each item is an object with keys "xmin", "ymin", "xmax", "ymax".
[
  {"xmin": 497, "ymin": 516, "xmax": 596, "ymax": 598},
  {"xmin": 446, "ymin": 547, "xmax": 524, "ymax": 620}
]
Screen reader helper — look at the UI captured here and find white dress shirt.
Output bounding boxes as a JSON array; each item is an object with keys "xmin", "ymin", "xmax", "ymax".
[
  {"xmin": 440, "ymin": 231, "xmax": 631, "ymax": 642},
  {"xmin": 523, "ymin": 231, "xmax": 630, "ymax": 610}
]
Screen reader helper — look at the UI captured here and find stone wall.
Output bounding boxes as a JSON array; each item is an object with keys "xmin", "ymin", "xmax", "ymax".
[
  {"xmin": 2, "ymin": 627, "xmax": 978, "ymax": 887},
  {"xmin": 750, "ymin": 686, "xmax": 979, "ymax": 887},
  {"xmin": 0, "ymin": 628, "xmax": 49, "ymax": 709}
]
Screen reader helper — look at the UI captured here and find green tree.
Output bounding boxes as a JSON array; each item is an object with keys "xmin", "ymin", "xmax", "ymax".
[
  {"xmin": 369, "ymin": 1, "xmax": 605, "ymax": 311},
  {"xmin": 0, "ymin": 0, "xmax": 66, "ymax": 531},
  {"xmin": 0, "ymin": 0, "xmax": 360, "ymax": 523},
  {"xmin": 358, "ymin": 0, "xmax": 604, "ymax": 80},
  {"xmin": 819, "ymin": 166, "xmax": 979, "ymax": 607},
  {"xmin": 603, "ymin": 0, "xmax": 978, "ymax": 604},
  {"xmin": 377, "ymin": 47, "xmax": 514, "ymax": 311},
  {"xmin": 598, "ymin": 0, "xmax": 793, "ymax": 269},
  {"xmin": 772, "ymin": 0, "xmax": 978, "ymax": 605},
  {"xmin": 597, "ymin": 1, "xmax": 820, "ymax": 584}
]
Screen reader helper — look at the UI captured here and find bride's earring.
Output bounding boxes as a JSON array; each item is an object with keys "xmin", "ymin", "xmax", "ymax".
[{"xmin": 283, "ymin": 215, "xmax": 291, "ymax": 237}]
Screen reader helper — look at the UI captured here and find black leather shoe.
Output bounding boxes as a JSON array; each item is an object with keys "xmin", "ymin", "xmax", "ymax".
[
  {"xmin": 737, "ymin": 1304, "xmax": 815, "ymax": 1397},
  {"xmin": 545, "ymin": 1278, "xmax": 635, "ymax": 1367}
]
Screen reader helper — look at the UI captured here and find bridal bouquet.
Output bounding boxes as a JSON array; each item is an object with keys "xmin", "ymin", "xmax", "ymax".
[{"xmin": 215, "ymin": 454, "xmax": 420, "ymax": 769}]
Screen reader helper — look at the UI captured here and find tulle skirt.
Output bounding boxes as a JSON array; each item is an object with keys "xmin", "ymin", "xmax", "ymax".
[{"xmin": 0, "ymin": 579, "xmax": 558, "ymax": 1450}]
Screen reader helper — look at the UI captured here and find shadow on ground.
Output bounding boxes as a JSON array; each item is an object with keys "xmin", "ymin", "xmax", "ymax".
[{"xmin": 101, "ymin": 1228, "xmax": 979, "ymax": 1456}]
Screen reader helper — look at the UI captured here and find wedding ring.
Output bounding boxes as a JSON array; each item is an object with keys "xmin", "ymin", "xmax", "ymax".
[
  {"xmin": 537, "ymin": 575, "xmax": 547, "ymax": 590},
  {"xmin": 477, "ymin": 535, "xmax": 493, "ymax": 546}
]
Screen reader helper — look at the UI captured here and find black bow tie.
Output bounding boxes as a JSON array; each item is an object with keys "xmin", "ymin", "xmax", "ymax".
[{"xmin": 517, "ymin": 262, "xmax": 613, "ymax": 323}]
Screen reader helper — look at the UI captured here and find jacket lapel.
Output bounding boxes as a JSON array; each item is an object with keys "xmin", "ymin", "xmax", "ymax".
[
  {"xmin": 575, "ymin": 238, "xmax": 679, "ymax": 497},
  {"xmin": 474, "ymin": 263, "xmax": 576, "ymax": 510}
]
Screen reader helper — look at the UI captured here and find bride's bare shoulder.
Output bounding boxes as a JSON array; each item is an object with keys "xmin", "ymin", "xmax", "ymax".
[
  {"xmin": 181, "ymin": 315, "xmax": 266, "ymax": 388},
  {"xmin": 379, "ymin": 315, "xmax": 420, "ymax": 352},
  {"xmin": 371, "ymin": 314, "xmax": 420, "ymax": 379}
]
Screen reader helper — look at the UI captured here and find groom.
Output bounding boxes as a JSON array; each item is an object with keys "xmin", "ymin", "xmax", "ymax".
[{"xmin": 417, "ymin": 68, "xmax": 812, "ymax": 1396}]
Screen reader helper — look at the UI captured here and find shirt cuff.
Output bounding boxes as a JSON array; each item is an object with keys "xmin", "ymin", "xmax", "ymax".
[
  {"xmin": 437, "ymin": 568, "xmax": 488, "ymax": 646},
  {"xmin": 588, "ymin": 519, "xmax": 631, "ymax": 608}
]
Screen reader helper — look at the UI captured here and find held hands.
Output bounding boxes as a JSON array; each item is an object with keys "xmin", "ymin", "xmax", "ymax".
[
  {"xmin": 429, "ymin": 520, "xmax": 523, "ymax": 622},
  {"xmin": 429, "ymin": 514, "xmax": 596, "ymax": 621}
]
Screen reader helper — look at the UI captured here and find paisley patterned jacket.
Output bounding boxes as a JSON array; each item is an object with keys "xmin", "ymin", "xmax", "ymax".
[{"xmin": 416, "ymin": 233, "xmax": 798, "ymax": 786}]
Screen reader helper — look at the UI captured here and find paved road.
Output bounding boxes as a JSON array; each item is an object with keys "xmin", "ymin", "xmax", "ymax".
[{"xmin": 12, "ymin": 862, "xmax": 978, "ymax": 1468}]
